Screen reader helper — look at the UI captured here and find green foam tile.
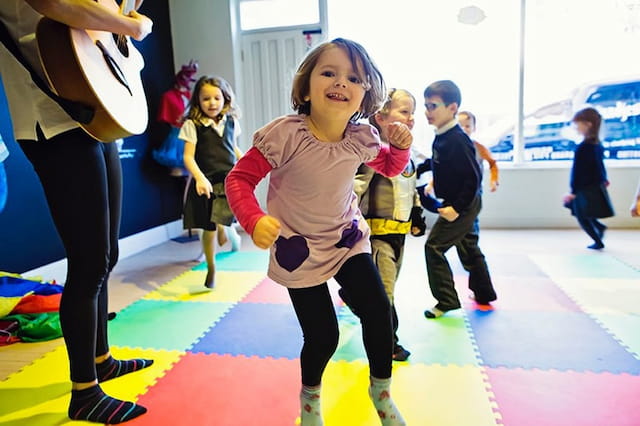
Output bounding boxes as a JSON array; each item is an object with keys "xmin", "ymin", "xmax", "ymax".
[
  {"xmin": 192, "ymin": 250, "xmax": 270, "ymax": 272},
  {"xmin": 108, "ymin": 299, "xmax": 232, "ymax": 351}
]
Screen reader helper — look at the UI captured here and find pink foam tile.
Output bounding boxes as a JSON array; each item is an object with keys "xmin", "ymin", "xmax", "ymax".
[
  {"xmin": 454, "ymin": 275, "xmax": 582, "ymax": 312},
  {"xmin": 486, "ymin": 367, "xmax": 640, "ymax": 426},
  {"xmin": 242, "ymin": 277, "xmax": 343, "ymax": 307},
  {"xmin": 241, "ymin": 277, "xmax": 291, "ymax": 304},
  {"xmin": 128, "ymin": 353, "xmax": 301, "ymax": 426}
]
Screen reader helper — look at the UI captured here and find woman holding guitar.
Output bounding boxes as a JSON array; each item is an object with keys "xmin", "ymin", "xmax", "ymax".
[{"xmin": 0, "ymin": 1, "xmax": 153, "ymax": 423}]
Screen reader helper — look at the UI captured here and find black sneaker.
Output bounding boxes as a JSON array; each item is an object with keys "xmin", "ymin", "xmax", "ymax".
[{"xmin": 393, "ymin": 344, "xmax": 411, "ymax": 361}]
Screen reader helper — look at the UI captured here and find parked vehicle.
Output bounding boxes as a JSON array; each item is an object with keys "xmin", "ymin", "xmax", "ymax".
[{"xmin": 488, "ymin": 77, "xmax": 640, "ymax": 161}]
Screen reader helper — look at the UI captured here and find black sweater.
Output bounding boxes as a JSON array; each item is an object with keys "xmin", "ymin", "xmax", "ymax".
[
  {"xmin": 570, "ymin": 138, "xmax": 607, "ymax": 193},
  {"xmin": 430, "ymin": 125, "xmax": 481, "ymax": 212}
]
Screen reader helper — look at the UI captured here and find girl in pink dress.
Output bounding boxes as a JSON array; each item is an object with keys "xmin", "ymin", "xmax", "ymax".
[{"xmin": 226, "ymin": 38, "xmax": 411, "ymax": 425}]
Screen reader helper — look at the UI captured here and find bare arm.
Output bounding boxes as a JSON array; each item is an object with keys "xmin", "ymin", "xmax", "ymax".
[
  {"xmin": 25, "ymin": 0, "xmax": 152, "ymax": 40},
  {"xmin": 475, "ymin": 141, "xmax": 499, "ymax": 191},
  {"xmin": 183, "ymin": 141, "xmax": 213, "ymax": 198},
  {"xmin": 632, "ymin": 178, "xmax": 640, "ymax": 217}
]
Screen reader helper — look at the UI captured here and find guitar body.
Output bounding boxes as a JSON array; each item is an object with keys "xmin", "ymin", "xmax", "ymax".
[{"xmin": 36, "ymin": 0, "xmax": 148, "ymax": 142}]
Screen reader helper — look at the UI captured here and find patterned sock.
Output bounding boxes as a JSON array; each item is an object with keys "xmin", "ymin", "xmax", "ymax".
[
  {"xmin": 96, "ymin": 356, "xmax": 153, "ymax": 382},
  {"xmin": 68, "ymin": 385, "xmax": 147, "ymax": 424},
  {"xmin": 369, "ymin": 377, "xmax": 406, "ymax": 426},
  {"xmin": 300, "ymin": 385, "xmax": 323, "ymax": 426}
]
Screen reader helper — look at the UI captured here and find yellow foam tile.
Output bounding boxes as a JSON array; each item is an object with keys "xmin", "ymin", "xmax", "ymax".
[
  {"xmin": 143, "ymin": 270, "xmax": 264, "ymax": 302},
  {"xmin": 319, "ymin": 360, "xmax": 499, "ymax": 426},
  {"xmin": 0, "ymin": 345, "xmax": 183, "ymax": 425}
]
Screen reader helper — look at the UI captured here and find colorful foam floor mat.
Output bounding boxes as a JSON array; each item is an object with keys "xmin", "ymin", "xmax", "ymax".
[{"xmin": 1, "ymin": 243, "xmax": 639, "ymax": 425}]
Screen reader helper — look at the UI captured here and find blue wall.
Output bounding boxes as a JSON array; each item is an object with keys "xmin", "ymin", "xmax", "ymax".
[{"xmin": 0, "ymin": 1, "xmax": 185, "ymax": 273}]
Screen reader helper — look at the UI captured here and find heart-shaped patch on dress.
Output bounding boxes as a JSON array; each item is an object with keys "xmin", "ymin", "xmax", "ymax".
[
  {"xmin": 275, "ymin": 235, "xmax": 310, "ymax": 272},
  {"xmin": 335, "ymin": 219, "xmax": 363, "ymax": 249}
]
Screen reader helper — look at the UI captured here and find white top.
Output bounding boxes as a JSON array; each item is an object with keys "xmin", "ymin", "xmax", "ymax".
[
  {"xmin": 178, "ymin": 115, "xmax": 242, "ymax": 145},
  {"xmin": 0, "ymin": 1, "xmax": 79, "ymax": 141}
]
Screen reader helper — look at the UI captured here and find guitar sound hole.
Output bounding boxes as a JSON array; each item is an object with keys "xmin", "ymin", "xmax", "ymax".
[{"xmin": 112, "ymin": 33, "xmax": 130, "ymax": 58}]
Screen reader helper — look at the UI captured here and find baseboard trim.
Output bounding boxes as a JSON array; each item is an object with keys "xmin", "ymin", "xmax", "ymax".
[{"xmin": 24, "ymin": 220, "xmax": 184, "ymax": 282}]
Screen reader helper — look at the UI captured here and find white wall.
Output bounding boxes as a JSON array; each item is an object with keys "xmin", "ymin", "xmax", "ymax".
[
  {"xmin": 479, "ymin": 163, "xmax": 640, "ymax": 228},
  {"xmin": 168, "ymin": 0, "xmax": 240, "ymax": 92}
]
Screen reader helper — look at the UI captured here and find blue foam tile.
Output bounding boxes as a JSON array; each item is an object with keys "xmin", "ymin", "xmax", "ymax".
[
  {"xmin": 190, "ymin": 303, "xmax": 302, "ymax": 359},
  {"xmin": 468, "ymin": 310, "xmax": 640, "ymax": 374},
  {"xmin": 193, "ymin": 250, "xmax": 270, "ymax": 272},
  {"xmin": 108, "ymin": 299, "xmax": 233, "ymax": 351}
]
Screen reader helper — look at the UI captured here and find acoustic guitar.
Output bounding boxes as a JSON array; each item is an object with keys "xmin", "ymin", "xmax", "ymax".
[{"xmin": 36, "ymin": 0, "xmax": 148, "ymax": 142}]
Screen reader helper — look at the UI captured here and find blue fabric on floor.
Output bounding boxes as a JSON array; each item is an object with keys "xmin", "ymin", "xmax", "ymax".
[{"xmin": 0, "ymin": 276, "xmax": 63, "ymax": 297}]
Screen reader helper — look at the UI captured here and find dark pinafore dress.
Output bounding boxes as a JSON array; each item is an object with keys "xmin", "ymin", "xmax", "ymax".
[{"xmin": 183, "ymin": 117, "xmax": 236, "ymax": 231}]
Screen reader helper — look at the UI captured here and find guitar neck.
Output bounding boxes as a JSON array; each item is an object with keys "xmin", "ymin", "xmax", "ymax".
[{"xmin": 121, "ymin": 0, "xmax": 136, "ymax": 15}]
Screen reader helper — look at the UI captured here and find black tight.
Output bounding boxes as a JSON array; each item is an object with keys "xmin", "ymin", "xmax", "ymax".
[
  {"xmin": 19, "ymin": 128, "xmax": 121, "ymax": 383},
  {"xmin": 288, "ymin": 253, "xmax": 393, "ymax": 386}
]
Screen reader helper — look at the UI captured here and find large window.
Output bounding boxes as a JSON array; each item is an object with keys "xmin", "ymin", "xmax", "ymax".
[
  {"xmin": 327, "ymin": 0, "xmax": 519, "ymax": 158},
  {"xmin": 326, "ymin": 0, "xmax": 640, "ymax": 162},
  {"xmin": 517, "ymin": 0, "xmax": 640, "ymax": 161},
  {"xmin": 239, "ymin": 0, "xmax": 320, "ymax": 31}
]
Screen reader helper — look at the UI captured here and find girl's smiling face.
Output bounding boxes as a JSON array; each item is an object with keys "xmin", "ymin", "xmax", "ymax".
[
  {"xmin": 307, "ymin": 46, "xmax": 367, "ymax": 122},
  {"xmin": 199, "ymin": 83, "xmax": 225, "ymax": 121}
]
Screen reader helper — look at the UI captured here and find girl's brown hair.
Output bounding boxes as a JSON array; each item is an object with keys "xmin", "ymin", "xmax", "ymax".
[
  {"xmin": 185, "ymin": 75, "xmax": 241, "ymax": 125},
  {"xmin": 572, "ymin": 107, "xmax": 601, "ymax": 142},
  {"xmin": 291, "ymin": 38, "xmax": 386, "ymax": 122}
]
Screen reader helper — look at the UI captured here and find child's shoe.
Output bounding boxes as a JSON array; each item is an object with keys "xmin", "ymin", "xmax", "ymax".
[
  {"xmin": 204, "ymin": 270, "xmax": 215, "ymax": 289},
  {"xmin": 392, "ymin": 344, "xmax": 410, "ymax": 361},
  {"xmin": 424, "ymin": 306, "xmax": 446, "ymax": 319}
]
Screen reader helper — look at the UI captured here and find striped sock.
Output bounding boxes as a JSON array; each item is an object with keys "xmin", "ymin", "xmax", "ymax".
[
  {"xmin": 96, "ymin": 357, "xmax": 153, "ymax": 382},
  {"xmin": 68, "ymin": 385, "xmax": 147, "ymax": 424}
]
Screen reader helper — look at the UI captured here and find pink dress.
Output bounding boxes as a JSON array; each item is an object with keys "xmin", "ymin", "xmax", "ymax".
[{"xmin": 226, "ymin": 114, "xmax": 410, "ymax": 288}]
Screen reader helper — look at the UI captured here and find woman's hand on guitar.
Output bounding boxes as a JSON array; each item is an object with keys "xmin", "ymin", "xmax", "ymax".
[
  {"xmin": 127, "ymin": 10, "xmax": 153, "ymax": 41},
  {"xmin": 252, "ymin": 215, "xmax": 281, "ymax": 249}
]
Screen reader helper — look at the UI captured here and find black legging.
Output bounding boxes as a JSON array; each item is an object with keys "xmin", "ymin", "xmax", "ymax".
[
  {"xmin": 287, "ymin": 253, "xmax": 393, "ymax": 386},
  {"xmin": 19, "ymin": 127, "xmax": 121, "ymax": 383}
]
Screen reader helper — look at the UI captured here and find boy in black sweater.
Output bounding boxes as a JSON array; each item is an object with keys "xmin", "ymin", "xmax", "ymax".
[{"xmin": 419, "ymin": 80, "xmax": 497, "ymax": 318}]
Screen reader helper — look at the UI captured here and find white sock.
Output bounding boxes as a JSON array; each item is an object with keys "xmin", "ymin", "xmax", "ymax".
[
  {"xmin": 228, "ymin": 225, "xmax": 241, "ymax": 252},
  {"xmin": 300, "ymin": 385, "xmax": 323, "ymax": 426},
  {"xmin": 369, "ymin": 377, "xmax": 406, "ymax": 426}
]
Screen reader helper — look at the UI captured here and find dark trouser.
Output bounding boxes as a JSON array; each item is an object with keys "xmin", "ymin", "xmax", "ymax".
[
  {"xmin": 19, "ymin": 127, "xmax": 121, "ymax": 383},
  {"xmin": 425, "ymin": 196, "xmax": 495, "ymax": 310},
  {"xmin": 288, "ymin": 253, "xmax": 393, "ymax": 386},
  {"xmin": 575, "ymin": 211, "xmax": 605, "ymax": 245},
  {"xmin": 370, "ymin": 235, "xmax": 405, "ymax": 347}
]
